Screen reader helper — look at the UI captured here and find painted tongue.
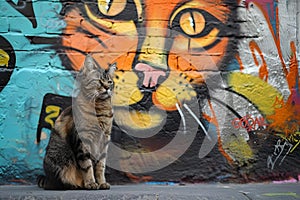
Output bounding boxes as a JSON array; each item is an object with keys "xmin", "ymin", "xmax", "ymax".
[{"xmin": 135, "ymin": 63, "xmax": 166, "ymax": 88}]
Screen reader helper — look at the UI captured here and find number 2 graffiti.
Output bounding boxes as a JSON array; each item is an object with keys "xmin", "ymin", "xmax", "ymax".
[
  {"xmin": 36, "ymin": 93, "xmax": 72, "ymax": 143},
  {"xmin": 44, "ymin": 105, "xmax": 61, "ymax": 128}
]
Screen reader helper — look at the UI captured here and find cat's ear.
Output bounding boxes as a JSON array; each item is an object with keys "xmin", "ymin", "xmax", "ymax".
[
  {"xmin": 107, "ymin": 62, "xmax": 117, "ymax": 76},
  {"xmin": 82, "ymin": 54, "xmax": 98, "ymax": 74}
]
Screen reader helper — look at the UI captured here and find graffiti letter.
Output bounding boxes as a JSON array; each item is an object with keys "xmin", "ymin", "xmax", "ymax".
[
  {"xmin": 267, "ymin": 155, "xmax": 276, "ymax": 170},
  {"xmin": 278, "ymin": 141, "xmax": 293, "ymax": 166},
  {"xmin": 231, "ymin": 118, "xmax": 240, "ymax": 129},
  {"xmin": 6, "ymin": 0, "xmax": 37, "ymax": 28},
  {"xmin": 267, "ymin": 139, "xmax": 293, "ymax": 170},
  {"xmin": 45, "ymin": 105, "xmax": 60, "ymax": 128}
]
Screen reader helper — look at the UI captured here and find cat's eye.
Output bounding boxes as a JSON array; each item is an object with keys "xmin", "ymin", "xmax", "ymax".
[
  {"xmin": 170, "ymin": 8, "xmax": 226, "ymax": 50},
  {"xmin": 84, "ymin": 0, "xmax": 140, "ymax": 21},
  {"xmin": 98, "ymin": 0, "xmax": 126, "ymax": 17},
  {"xmin": 178, "ymin": 10, "xmax": 205, "ymax": 36}
]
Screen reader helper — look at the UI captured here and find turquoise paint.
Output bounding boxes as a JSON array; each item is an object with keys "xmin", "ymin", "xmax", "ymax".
[{"xmin": 0, "ymin": 0, "xmax": 73, "ymax": 183}]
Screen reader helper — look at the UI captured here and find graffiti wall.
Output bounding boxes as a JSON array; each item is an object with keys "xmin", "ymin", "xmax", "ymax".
[{"xmin": 0, "ymin": 0, "xmax": 300, "ymax": 184}]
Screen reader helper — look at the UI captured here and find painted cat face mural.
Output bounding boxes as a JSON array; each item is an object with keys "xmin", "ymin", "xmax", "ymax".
[{"xmin": 60, "ymin": 0, "xmax": 237, "ymax": 131}]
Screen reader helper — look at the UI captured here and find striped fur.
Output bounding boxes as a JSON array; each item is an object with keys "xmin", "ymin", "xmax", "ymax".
[{"xmin": 38, "ymin": 55, "xmax": 115, "ymax": 190}]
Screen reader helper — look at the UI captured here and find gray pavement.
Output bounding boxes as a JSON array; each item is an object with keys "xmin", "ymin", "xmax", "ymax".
[{"xmin": 0, "ymin": 183, "xmax": 299, "ymax": 200}]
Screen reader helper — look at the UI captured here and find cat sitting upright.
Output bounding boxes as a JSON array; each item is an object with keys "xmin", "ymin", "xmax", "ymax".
[{"xmin": 38, "ymin": 55, "xmax": 116, "ymax": 190}]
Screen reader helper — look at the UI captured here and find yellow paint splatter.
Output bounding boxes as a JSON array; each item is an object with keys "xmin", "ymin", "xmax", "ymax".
[
  {"xmin": 262, "ymin": 192, "xmax": 299, "ymax": 198},
  {"xmin": 222, "ymin": 134, "xmax": 253, "ymax": 165},
  {"xmin": 0, "ymin": 49, "xmax": 9, "ymax": 67},
  {"xmin": 228, "ymin": 72, "xmax": 283, "ymax": 116}
]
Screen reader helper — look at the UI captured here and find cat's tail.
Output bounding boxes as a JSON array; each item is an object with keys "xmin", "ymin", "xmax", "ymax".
[
  {"xmin": 37, "ymin": 175, "xmax": 64, "ymax": 190},
  {"xmin": 37, "ymin": 175, "xmax": 76, "ymax": 190},
  {"xmin": 37, "ymin": 175, "xmax": 46, "ymax": 188}
]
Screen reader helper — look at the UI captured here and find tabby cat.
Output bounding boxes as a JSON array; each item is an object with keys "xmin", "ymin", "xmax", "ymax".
[{"xmin": 37, "ymin": 55, "xmax": 116, "ymax": 190}]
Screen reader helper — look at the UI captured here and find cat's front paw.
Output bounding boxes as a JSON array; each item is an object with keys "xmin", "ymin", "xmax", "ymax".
[
  {"xmin": 84, "ymin": 182, "xmax": 99, "ymax": 190},
  {"xmin": 99, "ymin": 182, "xmax": 110, "ymax": 190}
]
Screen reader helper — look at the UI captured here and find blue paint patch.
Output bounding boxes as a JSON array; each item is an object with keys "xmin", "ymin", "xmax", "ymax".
[
  {"xmin": 145, "ymin": 181, "xmax": 177, "ymax": 186},
  {"xmin": 226, "ymin": 58, "xmax": 240, "ymax": 71}
]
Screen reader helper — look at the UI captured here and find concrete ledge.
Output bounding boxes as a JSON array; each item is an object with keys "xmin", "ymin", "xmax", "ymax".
[{"xmin": 0, "ymin": 183, "xmax": 299, "ymax": 200}]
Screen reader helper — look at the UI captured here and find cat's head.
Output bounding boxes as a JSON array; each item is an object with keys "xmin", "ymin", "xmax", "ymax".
[
  {"xmin": 77, "ymin": 54, "xmax": 116, "ymax": 101},
  {"xmin": 63, "ymin": 0, "xmax": 238, "ymax": 129}
]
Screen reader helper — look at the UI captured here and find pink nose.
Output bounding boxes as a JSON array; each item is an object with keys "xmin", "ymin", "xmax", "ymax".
[{"xmin": 135, "ymin": 63, "xmax": 166, "ymax": 88}]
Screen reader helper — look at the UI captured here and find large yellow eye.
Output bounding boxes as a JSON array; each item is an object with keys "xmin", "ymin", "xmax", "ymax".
[
  {"xmin": 179, "ymin": 11, "xmax": 205, "ymax": 36},
  {"xmin": 85, "ymin": 0, "xmax": 141, "ymax": 21},
  {"xmin": 170, "ymin": 8, "xmax": 227, "ymax": 50},
  {"xmin": 98, "ymin": 0, "xmax": 126, "ymax": 16}
]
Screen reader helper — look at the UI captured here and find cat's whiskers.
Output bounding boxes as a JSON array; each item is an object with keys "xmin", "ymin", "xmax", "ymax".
[
  {"xmin": 183, "ymin": 103, "xmax": 211, "ymax": 141},
  {"xmin": 93, "ymin": 91, "xmax": 100, "ymax": 101},
  {"xmin": 175, "ymin": 103, "xmax": 186, "ymax": 134},
  {"xmin": 84, "ymin": 91, "xmax": 98, "ymax": 102}
]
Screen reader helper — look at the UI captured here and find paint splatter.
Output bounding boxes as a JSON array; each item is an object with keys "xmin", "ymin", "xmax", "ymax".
[
  {"xmin": 267, "ymin": 42, "xmax": 300, "ymax": 137},
  {"xmin": 262, "ymin": 192, "xmax": 299, "ymax": 198}
]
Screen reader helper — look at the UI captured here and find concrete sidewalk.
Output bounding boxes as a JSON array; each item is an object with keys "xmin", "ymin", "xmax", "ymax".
[{"xmin": 0, "ymin": 182, "xmax": 299, "ymax": 200}]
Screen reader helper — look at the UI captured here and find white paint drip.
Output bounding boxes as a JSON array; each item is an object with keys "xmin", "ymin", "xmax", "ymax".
[
  {"xmin": 176, "ymin": 103, "xmax": 186, "ymax": 134},
  {"xmin": 183, "ymin": 103, "xmax": 211, "ymax": 141}
]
